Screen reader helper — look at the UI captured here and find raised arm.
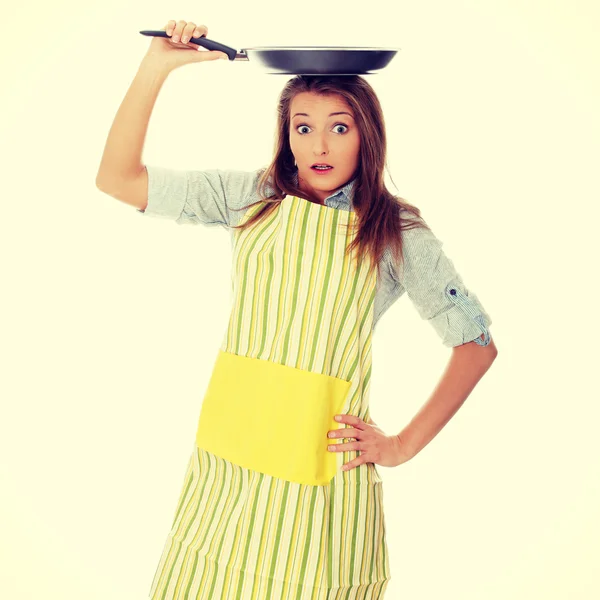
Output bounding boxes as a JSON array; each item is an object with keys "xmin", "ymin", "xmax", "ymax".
[
  {"xmin": 95, "ymin": 58, "xmax": 171, "ymax": 210},
  {"xmin": 95, "ymin": 19, "xmax": 228, "ymax": 210}
]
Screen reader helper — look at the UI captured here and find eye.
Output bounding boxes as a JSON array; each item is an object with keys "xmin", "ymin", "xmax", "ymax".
[{"xmin": 295, "ymin": 123, "xmax": 349, "ymax": 135}]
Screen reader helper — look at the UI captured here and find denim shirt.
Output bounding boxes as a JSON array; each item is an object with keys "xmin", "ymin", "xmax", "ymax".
[{"xmin": 137, "ymin": 165, "xmax": 492, "ymax": 347}]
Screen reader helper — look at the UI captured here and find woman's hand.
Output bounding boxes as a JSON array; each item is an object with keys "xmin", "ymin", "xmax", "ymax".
[
  {"xmin": 144, "ymin": 19, "xmax": 229, "ymax": 70},
  {"xmin": 327, "ymin": 414, "xmax": 409, "ymax": 471}
]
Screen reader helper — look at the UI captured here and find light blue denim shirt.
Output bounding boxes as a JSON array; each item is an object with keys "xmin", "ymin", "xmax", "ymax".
[{"xmin": 137, "ymin": 165, "xmax": 492, "ymax": 347}]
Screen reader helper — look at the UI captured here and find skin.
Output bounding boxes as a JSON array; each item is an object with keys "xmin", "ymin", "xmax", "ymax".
[
  {"xmin": 287, "ymin": 94, "xmax": 398, "ymax": 466},
  {"xmin": 327, "ymin": 414, "xmax": 405, "ymax": 470},
  {"xmin": 292, "ymin": 98, "xmax": 499, "ymax": 471},
  {"xmin": 327, "ymin": 335, "xmax": 498, "ymax": 471},
  {"xmin": 289, "ymin": 92, "xmax": 360, "ymax": 204}
]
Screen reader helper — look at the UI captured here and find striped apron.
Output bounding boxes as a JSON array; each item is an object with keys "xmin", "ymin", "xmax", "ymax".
[{"xmin": 149, "ymin": 194, "xmax": 391, "ymax": 599}]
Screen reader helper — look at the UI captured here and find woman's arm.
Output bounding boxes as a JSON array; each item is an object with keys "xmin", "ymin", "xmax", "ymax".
[
  {"xmin": 396, "ymin": 336, "xmax": 498, "ymax": 462},
  {"xmin": 95, "ymin": 56, "xmax": 173, "ymax": 207}
]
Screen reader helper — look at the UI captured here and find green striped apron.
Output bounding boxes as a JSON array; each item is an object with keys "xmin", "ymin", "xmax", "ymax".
[{"xmin": 149, "ymin": 194, "xmax": 391, "ymax": 599}]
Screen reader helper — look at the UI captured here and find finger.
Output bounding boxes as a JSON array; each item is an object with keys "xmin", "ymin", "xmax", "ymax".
[
  {"xmin": 195, "ymin": 49, "xmax": 229, "ymax": 61},
  {"xmin": 180, "ymin": 22, "xmax": 199, "ymax": 44},
  {"xmin": 338, "ymin": 414, "xmax": 368, "ymax": 431},
  {"xmin": 329, "ymin": 427, "xmax": 359, "ymax": 440},
  {"xmin": 341, "ymin": 456, "xmax": 365, "ymax": 471},
  {"xmin": 328, "ymin": 440, "xmax": 360, "ymax": 452},
  {"xmin": 171, "ymin": 19, "xmax": 187, "ymax": 43},
  {"xmin": 192, "ymin": 24, "xmax": 208, "ymax": 40},
  {"xmin": 164, "ymin": 20, "xmax": 176, "ymax": 36}
]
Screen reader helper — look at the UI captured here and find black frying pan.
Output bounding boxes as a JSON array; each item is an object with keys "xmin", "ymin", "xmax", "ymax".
[{"xmin": 139, "ymin": 30, "xmax": 400, "ymax": 75}]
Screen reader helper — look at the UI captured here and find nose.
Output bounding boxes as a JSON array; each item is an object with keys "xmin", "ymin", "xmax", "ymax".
[{"xmin": 312, "ymin": 134, "xmax": 329, "ymax": 155}]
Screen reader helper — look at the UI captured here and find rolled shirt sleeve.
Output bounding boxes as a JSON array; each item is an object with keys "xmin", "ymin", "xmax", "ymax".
[
  {"xmin": 393, "ymin": 213, "xmax": 493, "ymax": 347},
  {"xmin": 137, "ymin": 165, "xmax": 260, "ymax": 229}
]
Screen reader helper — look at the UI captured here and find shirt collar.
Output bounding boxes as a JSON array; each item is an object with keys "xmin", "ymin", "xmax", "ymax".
[
  {"xmin": 259, "ymin": 170, "xmax": 351, "ymax": 212},
  {"xmin": 291, "ymin": 170, "xmax": 355, "ymax": 211}
]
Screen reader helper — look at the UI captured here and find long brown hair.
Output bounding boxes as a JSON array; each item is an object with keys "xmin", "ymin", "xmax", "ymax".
[{"xmin": 230, "ymin": 75, "xmax": 430, "ymax": 280}]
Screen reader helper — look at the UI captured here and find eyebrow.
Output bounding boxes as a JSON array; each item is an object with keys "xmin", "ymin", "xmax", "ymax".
[{"xmin": 292, "ymin": 111, "xmax": 354, "ymax": 119}]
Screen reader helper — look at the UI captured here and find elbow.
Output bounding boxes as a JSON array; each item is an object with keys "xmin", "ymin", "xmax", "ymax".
[
  {"xmin": 467, "ymin": 333, "xmax": 499, "ymax": 365},
  {"xmin": 478, "ymin": 333, "xmax": 498, "ymax": 359},
  {"xmin": 96, "ymin": 174, "xmax": 113, "ymax": 192}
]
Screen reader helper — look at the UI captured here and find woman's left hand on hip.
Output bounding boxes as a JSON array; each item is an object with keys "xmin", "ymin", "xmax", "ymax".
[{"xmin": 327, "ymin": 414, "xmax": 407, "ymax": 471}]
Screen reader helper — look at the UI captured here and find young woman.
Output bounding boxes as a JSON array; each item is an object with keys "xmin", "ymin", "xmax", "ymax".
[{"xmin": 97, "ymin": 18, "xmax": 498, "ymax": 600}]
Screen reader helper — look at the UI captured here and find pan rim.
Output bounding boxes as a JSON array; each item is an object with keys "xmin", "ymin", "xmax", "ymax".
[{"xmin": 240, "ymin": 46, "xmax": 401, "ymax": 52}]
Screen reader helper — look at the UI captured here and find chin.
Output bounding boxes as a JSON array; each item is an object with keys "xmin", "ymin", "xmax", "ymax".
[{"xmin": 307, "ymin": 171, "xmax": 343, "ymax": 182}]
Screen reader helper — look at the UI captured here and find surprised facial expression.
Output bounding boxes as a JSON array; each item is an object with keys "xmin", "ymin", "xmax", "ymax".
[{"xmin": 289, "ymin": 92, "xmax": 360, "ymax": 203}]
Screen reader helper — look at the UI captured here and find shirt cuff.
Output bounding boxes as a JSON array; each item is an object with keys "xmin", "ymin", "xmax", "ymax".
[
  {"xmin": 429, "ymin": 304, "xmax": 492, "ymax": 347},
  {"xmin": 430, "ymin": 284, "xmax": 493, "ymax": 347}
]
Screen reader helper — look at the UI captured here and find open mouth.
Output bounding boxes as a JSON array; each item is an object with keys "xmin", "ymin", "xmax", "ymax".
[{"xmin": 311, "ymin": 165, "xmax": 334, "ymax": 173}]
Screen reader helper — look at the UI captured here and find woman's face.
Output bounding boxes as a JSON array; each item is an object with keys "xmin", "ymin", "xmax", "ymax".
[{"xmin": 289, "ymin": 92, "xmax": 360, "ymax": 203}]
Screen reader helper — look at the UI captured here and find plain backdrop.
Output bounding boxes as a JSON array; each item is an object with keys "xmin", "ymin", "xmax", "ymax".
[{"xmin": 1, "ymin": 1, "xmax": 599, "ymax": 598}]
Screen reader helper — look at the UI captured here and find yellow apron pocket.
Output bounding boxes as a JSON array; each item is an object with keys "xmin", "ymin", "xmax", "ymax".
[{"xmin": 195, "ymin": 350, "xmax": 352, "ymax": 486}]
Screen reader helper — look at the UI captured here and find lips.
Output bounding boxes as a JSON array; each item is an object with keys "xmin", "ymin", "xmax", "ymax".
[{"xmin": 311, "ymin": 166, "xmax": 334, "ymax": 175}]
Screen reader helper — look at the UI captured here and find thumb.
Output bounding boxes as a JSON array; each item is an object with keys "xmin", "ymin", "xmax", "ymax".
[{"xmin": 197, "ymin": 50, "xmax": 229, "ymax": 61}]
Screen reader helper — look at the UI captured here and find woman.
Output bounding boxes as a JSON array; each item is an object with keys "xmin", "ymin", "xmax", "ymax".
[{"xmin": 96, "ymin": 19, "xmax": 498, "ymax": 600}]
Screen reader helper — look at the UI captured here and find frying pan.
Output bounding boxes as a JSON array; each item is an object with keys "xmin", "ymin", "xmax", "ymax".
[{"xmin": 139, "ymin": 30, "xmax": 400, "ymax": 75}]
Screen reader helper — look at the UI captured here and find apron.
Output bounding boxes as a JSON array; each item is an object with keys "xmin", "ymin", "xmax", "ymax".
[{"xmin": 149, "ymin": 194, "xmax": 391, "ymax": 599}]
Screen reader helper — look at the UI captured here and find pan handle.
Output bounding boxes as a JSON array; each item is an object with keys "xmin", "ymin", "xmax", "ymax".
[{"xmin": 139, "ymin": 30, "xmax": 238, "ymax": 60}]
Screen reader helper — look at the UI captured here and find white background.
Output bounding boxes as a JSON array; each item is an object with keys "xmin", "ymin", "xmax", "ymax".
[{"xmin": 1, "ymin": 1, "xmax": 598, "ymax": 598}]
